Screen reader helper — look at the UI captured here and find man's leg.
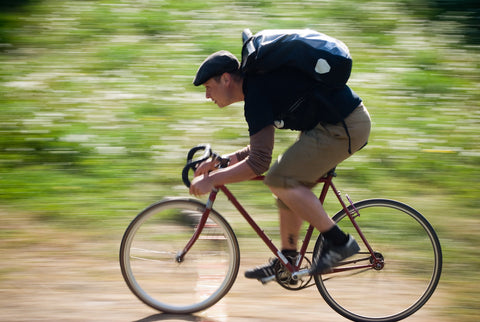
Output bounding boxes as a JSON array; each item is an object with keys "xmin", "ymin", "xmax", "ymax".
[
  {"xmin": 270, "ymin": 185, "xmax": 335, "ymax": 233},
  {"xmin": 279, "ymin": 207, "xmax": 303, "ymax": 251},
  {"xmin": 243, "ymin": 203, "xmax": 302, "ymax": 281},
  {"xmin": 271, "ymin": 185, "xmax": 359, "ymax": 275}
]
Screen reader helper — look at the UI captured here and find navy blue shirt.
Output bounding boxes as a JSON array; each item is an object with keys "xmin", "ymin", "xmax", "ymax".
[{"xmin": 243, "ymin": 67, "xmax": 361, "ymax": 135}]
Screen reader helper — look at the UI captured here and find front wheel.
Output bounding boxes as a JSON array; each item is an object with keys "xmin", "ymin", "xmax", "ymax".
[
  {"xmin": 120, "ymin": 198, "xmax": 240, "ymax": 314},
  {"xmin": 313, "ymin": 199, "xmax": 442, "ymax": 322}
]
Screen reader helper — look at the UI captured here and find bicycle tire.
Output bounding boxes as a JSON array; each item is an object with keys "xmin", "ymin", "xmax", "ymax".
[
  {"xmin": 120, "ymin": 198, "xmax": 240, "ymax": 314},
  {"xmin": 313, "ymin": 199, "xmax": 442, "ymax": 322}
]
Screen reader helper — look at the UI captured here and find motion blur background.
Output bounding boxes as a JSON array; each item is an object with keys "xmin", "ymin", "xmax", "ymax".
[{"xmin": 0, "ymin": 0, "xmax": 478, "ymax": 321}]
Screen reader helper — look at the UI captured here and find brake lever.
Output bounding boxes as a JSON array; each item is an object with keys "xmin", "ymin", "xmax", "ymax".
[{"xmin": 212, "ymin": 153, "xmax": 230, "ymax": 169}]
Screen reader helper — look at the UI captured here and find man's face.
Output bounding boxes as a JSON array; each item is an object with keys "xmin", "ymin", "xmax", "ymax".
[{"xmin": 203, "ymin": 76, "xmax": 229, "ymax": 108}]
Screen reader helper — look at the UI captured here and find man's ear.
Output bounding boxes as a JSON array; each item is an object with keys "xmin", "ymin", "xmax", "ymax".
[{"xmin": 220, "ymin": 72, "xmax": 231, "ymax": 86}]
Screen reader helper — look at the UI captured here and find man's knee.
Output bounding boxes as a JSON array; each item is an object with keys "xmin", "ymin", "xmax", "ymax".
[
  {"xmin": 275, "ymin": 196, "xmax": 290, "ymax": 210},
  {"xmin": 268, "ymin": 184, "xmax": 299, "ymax": 198},
  {"xmin": 266, "ymin": 185, "xmax": 290, "ymax": 210}
]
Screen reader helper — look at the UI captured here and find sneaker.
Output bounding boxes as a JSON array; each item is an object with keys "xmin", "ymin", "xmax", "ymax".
[
  {"xmin": 309, "ymin": 235, "xmax": 360, "ymax": 275},
  {"xmin": 244, "ymin": 258, "xmax": 279, "ymax": 280},
  {"xmin": 245, "ymin": 254, "xmax": 297, "ymax": 283}
]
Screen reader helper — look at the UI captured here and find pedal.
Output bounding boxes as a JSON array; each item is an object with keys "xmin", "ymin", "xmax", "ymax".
[
  {"xmin": 259, "ymin": 275, "xmax": 276, "ymax": 284},
  {"xmin": 291, "ymin": 268, "xmax": 310, "ymax": 280}
]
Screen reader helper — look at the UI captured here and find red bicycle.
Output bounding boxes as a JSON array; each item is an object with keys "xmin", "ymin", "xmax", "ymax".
[{"xmin": 120, "ymin": 144, "xmax": 442, "ymax": 322}]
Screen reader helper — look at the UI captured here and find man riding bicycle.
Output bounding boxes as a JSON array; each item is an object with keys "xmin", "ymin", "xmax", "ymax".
[{"xmin": 189, "ymin": 30, "xmax": 371, "ymax": 280}]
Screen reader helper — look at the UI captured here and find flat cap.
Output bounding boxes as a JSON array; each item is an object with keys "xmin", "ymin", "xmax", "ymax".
[{"xmin": 193, "ymin": 50, "xmax": 240, "ymax": 86}]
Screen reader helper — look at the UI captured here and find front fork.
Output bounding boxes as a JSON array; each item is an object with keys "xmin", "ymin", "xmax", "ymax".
[{"xmin": 175, "ymin": 189, "xmax": 219, "ymax": 263}]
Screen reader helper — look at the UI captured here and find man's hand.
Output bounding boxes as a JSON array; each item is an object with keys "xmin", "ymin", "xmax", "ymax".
[
  {"xmin": 194, "ymin": 159, "xmax": 217, "ymax": 177},
  {"xmin": 189, "ymin": 174, "xmax": 214, "ymax": 197}
]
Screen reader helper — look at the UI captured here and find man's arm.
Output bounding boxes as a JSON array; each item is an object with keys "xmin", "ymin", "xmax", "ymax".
[
  {"xmin": 190, "ymin": 157, "xmax": 256, "ymax": 196},
  {"xmin": 190, "ymin": 125, "xmax": 275, "ymax": 196},
  {"xmin": 213, "ymin": 124, "xmax": 274, "ymax": 184},
  {"xmin": 209, "ymin": 158, "xmax": 257, "ymax": 186}
]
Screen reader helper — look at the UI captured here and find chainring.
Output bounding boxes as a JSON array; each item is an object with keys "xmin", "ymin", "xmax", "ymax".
[{"xmin": 275, "ymin": 256, "xmax": 313, "ymax": 290}]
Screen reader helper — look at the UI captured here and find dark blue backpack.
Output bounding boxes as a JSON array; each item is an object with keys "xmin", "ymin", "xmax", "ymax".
[
  {"xmin": 240, "ymin": 29, "xmax": 357, "ymax": 153},
  {"xmin": 241, "ymin": 29, "xmax": 352, "ymax": 89}
]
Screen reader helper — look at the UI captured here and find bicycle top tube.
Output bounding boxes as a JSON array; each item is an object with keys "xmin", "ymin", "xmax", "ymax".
[{"xmin": 249, "ymin": 167, "xmax": 337, "ymax": 183}]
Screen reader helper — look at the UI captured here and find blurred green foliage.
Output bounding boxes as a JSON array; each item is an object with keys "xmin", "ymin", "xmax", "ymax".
[
  {"xmin": 403, "ymin": 0, "xmax": 480, "ymax": 44},
  {"xmin": 0, "ymin": 1, "xmax": 479, "ymax": 319}
]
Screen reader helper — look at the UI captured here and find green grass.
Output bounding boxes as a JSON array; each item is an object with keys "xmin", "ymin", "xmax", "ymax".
[{"xmin": 0, "ymin": 0, "xmax": 479, "ymax": 320}]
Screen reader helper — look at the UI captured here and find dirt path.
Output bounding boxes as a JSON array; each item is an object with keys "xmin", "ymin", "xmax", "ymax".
[{"xmin": 0, "ymin": 213, "xmax": 449, "ymax": 322}]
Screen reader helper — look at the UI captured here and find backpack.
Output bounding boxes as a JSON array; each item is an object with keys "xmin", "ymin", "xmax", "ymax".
[
  {"xmin": 241, "ymin": 29, "xmax": 352, "ymax": 90},
  {"xmin": 240, "ymin": 29, "xmax": 353, "ymax": 131}
]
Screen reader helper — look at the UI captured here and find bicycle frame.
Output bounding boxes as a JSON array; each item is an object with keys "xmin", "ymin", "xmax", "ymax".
[{"xmin": 177, "ymin": 173, "xmax": 381, "ymax": 275}]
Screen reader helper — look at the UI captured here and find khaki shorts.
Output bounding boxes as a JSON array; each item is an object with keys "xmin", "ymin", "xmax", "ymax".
[{"xmin": 264, "ymin": 104, "xmax": 371, "ymax": 192}]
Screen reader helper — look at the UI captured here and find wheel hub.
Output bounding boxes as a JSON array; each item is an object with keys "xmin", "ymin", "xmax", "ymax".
[{"xmin": 370, "ymin": 252, "xmax": 384, "ymax": 270}]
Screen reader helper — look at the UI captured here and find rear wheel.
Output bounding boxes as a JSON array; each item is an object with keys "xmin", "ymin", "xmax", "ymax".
[
  {"xmin": 120, "ymin": 198, "xmax": 240, "ymax": 314},
  {"xmin": 314, "ymin": 199, "xmax": 442, "ymax": 322}
]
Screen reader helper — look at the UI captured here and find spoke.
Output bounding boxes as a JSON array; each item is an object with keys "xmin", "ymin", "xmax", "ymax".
[
  {"xmin": 322, "ymin": 268, "xmax": 373, "ymax": 282},
  {"xmin": 131, "ymin": 247, "xmax": 175, "ymax": 255}
]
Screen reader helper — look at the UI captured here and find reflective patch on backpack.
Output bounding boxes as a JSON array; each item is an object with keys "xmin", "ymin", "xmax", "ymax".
[{"xmin": 315, "ymin": 58, "xmax": 331, "ymax": 74}]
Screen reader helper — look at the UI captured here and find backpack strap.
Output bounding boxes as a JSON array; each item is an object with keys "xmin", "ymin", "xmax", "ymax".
[{"xmin": 341, "ymin": 119, "xmax": 352, "ymax": 155}]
